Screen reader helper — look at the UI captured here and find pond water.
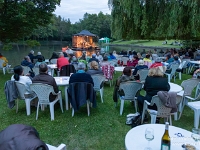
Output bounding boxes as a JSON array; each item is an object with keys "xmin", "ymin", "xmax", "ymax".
[{"xmin": 0, "ymin": 43, "xmax": 166, "ymax": 67}]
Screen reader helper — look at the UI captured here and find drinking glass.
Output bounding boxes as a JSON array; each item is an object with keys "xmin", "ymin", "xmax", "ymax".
[{"xmin": 144, "ymin": 128, "xmax": 154, "ymax": 150}]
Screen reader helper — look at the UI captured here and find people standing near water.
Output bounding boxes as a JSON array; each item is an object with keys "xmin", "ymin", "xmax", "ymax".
[{"xmin": 0, "ymin": 53, "xmax": 8, "ymax": 67}]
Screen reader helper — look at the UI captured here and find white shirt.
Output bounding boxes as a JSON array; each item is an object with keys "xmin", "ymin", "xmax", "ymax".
[{"xmin": 11, "ymin": 75, "xmax": 33, "ymax": 94}]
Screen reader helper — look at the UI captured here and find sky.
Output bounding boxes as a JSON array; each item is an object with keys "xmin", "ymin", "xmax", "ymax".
[{"xmin": 54, "ymin": 0, "xmax": 111, "ymax": 23}]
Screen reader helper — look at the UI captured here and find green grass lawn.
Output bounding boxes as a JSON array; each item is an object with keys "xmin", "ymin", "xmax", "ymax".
[
  {"xmin": 0, "ymin": 70, "xmax": 196, "ymax": 150},
  {"xmin": 111, "ymin": 40, "xmax": 182, "ymax": 48}
]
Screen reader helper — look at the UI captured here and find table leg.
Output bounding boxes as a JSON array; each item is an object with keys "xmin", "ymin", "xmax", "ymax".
[{"xmin": 64, "ymin": 86, "xmax": 69, "ymax": 110}]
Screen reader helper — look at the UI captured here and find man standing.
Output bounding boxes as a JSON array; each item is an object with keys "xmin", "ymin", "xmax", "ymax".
[
  {"xmin": 69, "ymin": 62, "xmax": 94, "ymax": 86},
  {"xmin": 32, "ymin": 63, "xmax": 59, "ymax": 101}
]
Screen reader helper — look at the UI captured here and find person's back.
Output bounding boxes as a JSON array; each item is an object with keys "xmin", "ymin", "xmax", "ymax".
[
  {"xmin": 86, "ymin": 61, "xmax": 103, "ymax": 75},
  {"xmin": 69, "ymin": 62, "xmax": 94, "ymax": 86},
  {"xmin": 32, "ymin": 63, "xmax": 58, "ymax": 101},
  {"xmin": 21, "ymin": 56, "xmax": 34, "ymax": 69},
  {"xmin": 57, "ymin": 53, "xmax": 69, "ymax": 70},
  {"xmin": 88, "ymin": 54, "xmax": 99, "ymax": 63}
]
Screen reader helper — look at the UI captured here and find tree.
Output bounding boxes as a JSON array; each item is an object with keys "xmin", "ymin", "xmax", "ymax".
[
  {"xmin": 108, "ymin": 0, "xmax": 200, "ymax": 40},
  {"xmin": 0, "ymin": 0, "xmax": 60, "ymax": 43}
]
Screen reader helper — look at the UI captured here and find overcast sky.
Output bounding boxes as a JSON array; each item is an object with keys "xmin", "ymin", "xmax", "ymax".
[{"xmin": 54, "ymin": 0, "xmax": 111, "ymax": 23}]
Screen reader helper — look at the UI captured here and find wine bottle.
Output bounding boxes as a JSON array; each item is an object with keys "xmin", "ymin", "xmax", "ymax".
[{"xmin": 161, "ymin": 122, "xmax": 171, "ymax": 150}]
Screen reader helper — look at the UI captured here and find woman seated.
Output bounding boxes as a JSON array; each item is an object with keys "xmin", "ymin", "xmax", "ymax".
[
  {"xmin": 11, "ymin": 65, "xmax": 35, "ymax": 97},
  {"xmin": 137, "ymin": 64, "xmax": 170, "ymax": 121},
  {"xmin": 132, "ymin": 60, "xmax": 148, "ymax": 76},
  {"xmin": 86, "ymin": 61, "xmax": 103, "ymax": 75},
  {"xmin": 113, "ymin": 67, "xmax": 135, "ymax": 103},
  {"xmin": 127, "ymin": 55, "xmax": 139, "ymax": 68}
]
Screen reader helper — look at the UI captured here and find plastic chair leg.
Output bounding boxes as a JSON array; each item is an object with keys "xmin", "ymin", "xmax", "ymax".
[
  {"xmin": 36, "ymin": 103, "xmax": 40, "ymax": 120},
  {"xmin": 179, "ymin": 72, "xmax": 181, "ymax": 80},
  {"xmin": 87, "ymin": 101, "xmax": 90, "ymax": 116},
  {"xmin": 25, "ymin": 99, "xmax": 31, "ymax": 116},
  {"xmin": 100, "ymin": 88, "xmax": 104, "ymax": 103},
  {"xmin": 120, "ymin": 99, "xmax": 125, "ymax": 115},
  {"xmin": 167, "ymin": 74, "xmax": 170, "ymax": 82},
  {"xmin": 150, "ymin": 114, "xmax": 157, "ymax": 124},
  {"xmin": 50, "ymin": 103, "xmax": 55, "ymax": 121},
  {"xmin": 59, "ymin": 95, "xmax": 63, "ymax": 113},
  {"xmin": 72, "ymin": 108, "xmax": 74, "ymax": 117},
  {"xmin": 134, "ymin": 100, "xmax": 138, "ymax": 113},
  {"xmin": 194, "ymin": 110, "xmax": 200, "ymax": 129}
]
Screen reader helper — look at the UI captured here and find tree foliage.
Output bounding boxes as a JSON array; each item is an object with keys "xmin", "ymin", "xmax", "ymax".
[
  {"xmin": 0, "ymin": 0, "xmax": 60, "ymax": 43},
  {"xmin": 108, "ymin": 0, "xmax": 200, "ymax": 40}
]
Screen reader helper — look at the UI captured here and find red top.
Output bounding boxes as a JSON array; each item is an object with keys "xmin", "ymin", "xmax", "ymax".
[
  {"xmin": 127, "ymin": 59, "xmax": 138, "ymax": 67},
  {"xmin": 57, "ymin": 56, "xmax": 69, "ymax": 70}
]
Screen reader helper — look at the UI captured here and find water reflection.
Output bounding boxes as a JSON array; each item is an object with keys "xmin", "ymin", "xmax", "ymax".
[{"xmin": 1, "ymin": 44, "xmax": 163, "ymax": 66}]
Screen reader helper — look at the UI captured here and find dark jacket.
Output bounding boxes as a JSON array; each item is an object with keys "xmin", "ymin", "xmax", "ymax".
[
  {"xmin": 28, "ymin": 53, "xmax": 36, "ymax": 63},
  {"xmin": 4, "ymin": 80, "xmax": 18, "ymax": 109},
  {"xmin": 60, "ymin": 65, "xmax": 76, "ymax": 76},
  {"xmin": 21, "ymin": 60, "xmax": 34, "ymax": 69},
  {"xmin": 69, "ymin": 72, "xmax": 94, "ymax": 86},
  {"xmin": 32, "ymin": 73, "xmax": 59, "ymax": 101},
  {"xmin": 144, "ymin": 76, "xmax": 170, "ymax": 97},
  {"xmin": 68, "ymin": 82, "xmax": 96, "ymax": 111},
  {"xmin": 0, "ymin": 124, "xmax": 48, "ymax": 150},
  {"xmin": 132, "ymin": 65, "xmax": 148, "ymax": 75},
  {"xmin": 88, "ymin": 57, "xmax": 99, "ymax": 63}
]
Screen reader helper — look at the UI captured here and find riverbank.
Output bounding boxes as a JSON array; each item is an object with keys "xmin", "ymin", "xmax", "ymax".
[{"xmin": 104, "ymin": 39, "xmax": 182, "ymax": 50}]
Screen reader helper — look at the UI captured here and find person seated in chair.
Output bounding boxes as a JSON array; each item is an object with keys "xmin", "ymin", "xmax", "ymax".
[
  {"xmin": 28, "ymin": 50, "xmax": 36, "ymax": 63},
  {"xmin": 35, "ymin": 52, "xmax": 45, "ymax": 62},
  {"xmin": 57, "ymin": 53, "xmax": 69, "ymax": 70},
  {"xmin": 88, "ymin": 54, "xmax": 99, "ymax": 63},
  {"xmin": 32, "ymin": 63, "xmax": 59, "ymax": 102},
  {"xmin": 11, "ymin": 65, "xmax": 35, "ymax": 96},
  {"xmin": 132, "ymin": 60, "xmax": 148, "ymax": 76},
  {"xmin": 21, "ymin": 56, "xmax": 34, "ymax": 70},
  {"xmin": 113, "ymin": 67, "xmax": 135, "ymax": 103},
  {"xmin": 86, "ymin": 61, "xmax": 103, "ymax": 75},
  {"xmin": 69, "ymin": 62, "xmax": 94, "ymax": 86},
  {"xmin": 137, "ymin": 64, "xmax": 170, "ymax": 122}
]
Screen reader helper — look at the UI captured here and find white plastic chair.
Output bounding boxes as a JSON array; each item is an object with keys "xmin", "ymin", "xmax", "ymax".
[
  {"xmin": 121, "ymin": 57, "xmax": 129, "ymax": 66},
  {"xmin": 175, "ymin": 61, "xmax": 186, "ymax": 80},
  {"xmin": 187, "ymin": 101, "xmax": 200, "ymax": 129},
  {"xmin": 102, "ymin": 65, "xmax": 115, "ymax": 87},
  {"xmin": 32, "ymin": 67, "xmax": 39, "ymax": 76},
  {"xmin": 118, "ymin": 81, "xmax": 143, "ymax": 115},
  {"xmin": 15, "ymin": 81, "xmax": 37, "ymax": 116},
  {"xmin": 164, "ymin": 64, "xmax": 179, "ymax": 82},
  {"xmin": 46, "ymin": 143, "xmax": 66, "ymax": 150},
  {"xmin": 137, "ymin": 68, "xmax": 149, "ymax": 83},
  {"xmin": 141, "ymin": 95, "xmax": 182, "ymax": 125},
  {"xmin": 50, "ymin": 58, "xmax": 57, "ymax": 64},
  {"xmin": 21, "ymin": 66, "xmax": 31, "ymax": 75},
  {"xmin": 91, "ymin": 74, "xmax": 105, "ymax": 103},
  {"xmin": 30, "ymin": 83, "xmax": 63, "ymax": 121},
  {"xmin": 178, "ymin": 79, "xmax": 200, "ymax": 119}
]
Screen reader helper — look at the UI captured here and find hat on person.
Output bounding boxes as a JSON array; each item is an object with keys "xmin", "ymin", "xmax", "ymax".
[
  {"xmin": 37, "ymin": 52, "xmax": 41, "ymax": 55},
  {"xmin": 92, "ymin": 54, "xmax": 96, "ymax": 58},
  {"xmin": 30, "ymin": 50, "xmax": 34, "ymax": 54},
  {"xmin": 138, "ymin": 60, "xmax": 144, "ymax": 65},
  {"xmin": 155, "ymin": 57, "xmax": 162, "ymax": 63},
  {"xmin": 77, "ymin": 62, "xmax": 86, "ymax": 69}
]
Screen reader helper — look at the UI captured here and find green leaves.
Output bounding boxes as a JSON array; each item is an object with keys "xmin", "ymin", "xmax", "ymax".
[
  {"xmin": 109, "ymin": 0, "xmax": 200, "ymax": 40},
  {"xmin": 0, "ymin": 0, "xmax": 60, "ymax": 43}
]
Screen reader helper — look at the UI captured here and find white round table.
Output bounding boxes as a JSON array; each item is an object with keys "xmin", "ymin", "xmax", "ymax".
[
  {"xmin": 47, "ymin": 64, "xmax": 57, "ymax": 76},
  {"xmin": 115, "ymin": 66, "xmax": 125, "ymax": 72},
  {"xmin": 169, "ymin": 82, "xmax": 183, "ymax": 93},
  {"xmin": 54, "ymin": 76, "xmax": 69, "ymax": 110},
  {"xmin": 125, "ymin": 124, "xmax": 199, "ymax": 150}
]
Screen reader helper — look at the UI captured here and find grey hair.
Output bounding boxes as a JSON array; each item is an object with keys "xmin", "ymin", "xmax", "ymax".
[{"xmin": 77, "ymin": 62, "xmax": 86, "ymax": 70}]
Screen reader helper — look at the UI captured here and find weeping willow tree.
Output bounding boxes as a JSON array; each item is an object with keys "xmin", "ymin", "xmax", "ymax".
[{"xmin": 108, "ymin": 0, "xmax": 200, "ymax": 40}]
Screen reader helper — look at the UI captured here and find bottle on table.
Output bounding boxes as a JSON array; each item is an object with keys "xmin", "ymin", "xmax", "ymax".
[{"xmin": 161, "ymin": 122, "xmax": 171, "ymax": 150}]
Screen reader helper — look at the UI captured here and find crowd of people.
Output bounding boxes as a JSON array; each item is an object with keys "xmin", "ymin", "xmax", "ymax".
[{"xmin": 3, "ymin": 45, "xmax": 200, "ymax": 122}]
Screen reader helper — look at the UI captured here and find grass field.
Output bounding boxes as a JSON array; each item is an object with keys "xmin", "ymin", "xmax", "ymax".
[
  {"xmin": 111, "ymin": 40, "xmax": 182, "ymax": 48},
  {"xmin": 0, "ymin": 70, "xmax": 196, "ymax": 150}
]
